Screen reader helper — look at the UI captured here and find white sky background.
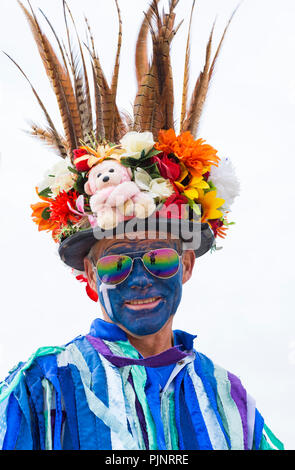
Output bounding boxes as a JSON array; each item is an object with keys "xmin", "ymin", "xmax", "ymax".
[{"xmin": 0, "ymin": 0, "xmax": 294, "ymax": 449}]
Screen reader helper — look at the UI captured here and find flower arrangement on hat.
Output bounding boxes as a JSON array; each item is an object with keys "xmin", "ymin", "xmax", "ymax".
[{"xmin": 31, "ymin": 129, "xmax": 240, "ymax": 244}]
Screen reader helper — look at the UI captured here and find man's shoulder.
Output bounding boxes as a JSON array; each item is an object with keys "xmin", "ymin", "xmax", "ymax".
[
  {"xmin": 0, "ymin": 335, "xmax": 92, "ymax": 404},
  {"xmin": 193, "ymin": 350, "xmax": 248, "ymax": 394}
]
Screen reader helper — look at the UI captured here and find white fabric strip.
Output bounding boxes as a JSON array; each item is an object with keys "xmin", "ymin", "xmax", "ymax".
[
  {"xmin": 98, "ymin": 352, "xmax": 129, "ymax": 450},
  {"xmin": 246, "ymin": 393, "xmax": 256, "ymax": 450},
  {"xmin": 213, "ymin": 364, "xmax": 244, "ymax": 450}
]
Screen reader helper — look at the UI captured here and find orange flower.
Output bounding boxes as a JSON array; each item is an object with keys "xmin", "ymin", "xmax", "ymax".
[
  {"xmin": 31, "ymin": 201, "xmax": 59, "ymax": 232},
  {"xmin": 155, "ymin": 129, "xmax": 220, "ymax": 178}
]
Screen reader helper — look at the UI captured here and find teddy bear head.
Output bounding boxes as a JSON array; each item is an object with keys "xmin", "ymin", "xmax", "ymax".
[{"xmin": 84, "ymin": 159, "xmax": 132, "ymax": 196}]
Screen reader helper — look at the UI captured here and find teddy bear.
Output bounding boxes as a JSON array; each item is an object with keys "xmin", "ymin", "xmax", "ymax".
[{"xmin": 84, "ymin": 159, "xmax": 156, "ymax": 230}]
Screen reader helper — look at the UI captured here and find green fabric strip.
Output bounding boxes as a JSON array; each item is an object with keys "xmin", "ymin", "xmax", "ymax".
[
  {"xmin": 0, "ymin": 346, "xmax": 65, "ymax": 404},
  {"xmin": 213, "ymin": 364, "xmax": 244, "ymax": 450},
  {"xmin": 263, "ymin": 423, "xmax": 284, "ymax": 450},
  {"xmin": 124, "ymin": 380, "xmax": 146, "ymax": 450},
  {"xmin": 42, "ymin": 378, "xmax": 53, "ymax": 451},
  {"xmin": 168, "ymin": 391, "xmax": 179, "ymax": 450},
  {"xmin": 260, "ymin": 434, "xmax": 274, "ymax": 450},
  {"xmin": 161, "ymin": 390, "xmax": 172, "ymax": 449}
]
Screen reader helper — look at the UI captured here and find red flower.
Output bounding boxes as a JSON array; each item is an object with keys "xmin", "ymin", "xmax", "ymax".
[
  {"xmin": 73, "ymin": 148, "xmax": 90, "ymax": 172},
  {"xmin": 208, "ymin": 219, "xmax": 227, "ymax": 238},
  {"xmin": 76, "ymin": 274, "xmax": 99, "ymax": 302},
  {"xmin": 153, "ymin": 153, "xmax": 181, "ymax": 181},
  {"xmin": 50, "ymin": 190, "xmax": 81, "ymax": 227},
  {"xmin": 157, "ymin": 194, "xmax": 188, "ymax": 219}
]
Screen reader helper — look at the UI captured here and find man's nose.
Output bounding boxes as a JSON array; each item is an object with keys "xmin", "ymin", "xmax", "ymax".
[{"xmin": 128, "ymin": 258, "xmax": 152, "ymax": 289}]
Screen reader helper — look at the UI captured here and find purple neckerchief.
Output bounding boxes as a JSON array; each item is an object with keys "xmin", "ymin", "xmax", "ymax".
[{"xmin": 86, "ymin": 335, "xmax": 193, "ymax": 368}]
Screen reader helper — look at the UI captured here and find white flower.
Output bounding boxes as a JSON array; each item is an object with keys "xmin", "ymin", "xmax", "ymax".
[
  {"xmin": 38, "ymin": 158, "xmax": 77, "ymax": 196},
  {"xmin": 149, "ymin": 178, "xmax": 174, "ymax": 199},
  {"xmin": 120, "ymin": 131, "xmax": 155, "ymax": 160},
  {"xmin": 134, "ymin": 168, "xmax": 174, "ymax": 201},
  {"xmin": 210, "ymin": 158, "xmax": 240, "ymax": 211}
]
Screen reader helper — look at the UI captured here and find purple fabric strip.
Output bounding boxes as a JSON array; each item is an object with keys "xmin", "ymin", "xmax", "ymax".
[
  {"xmin": 86, "ymin": 335, "xmax": 191, "ymax": 368},
  {"xmin": 227, "ymin": 372, "xmax": 248, "ymax": 450},
  {"xmin": 127, "ymin": 374, "xmax": 149, "ymax": 450}
]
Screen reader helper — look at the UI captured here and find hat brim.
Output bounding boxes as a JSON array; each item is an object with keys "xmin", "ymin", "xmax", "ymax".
[{"xmin": 58, "ymin": 217, "xmax": 215, "ymax": 271}]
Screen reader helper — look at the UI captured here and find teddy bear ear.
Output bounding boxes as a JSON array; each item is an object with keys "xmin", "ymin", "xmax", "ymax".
[
  {"xmin": 120, "ymin": 166, "xmax": 132, "ymax": 183},
  {"xmin": 84, "ymin": 180, "xmax": 92, "ymax": 195}
]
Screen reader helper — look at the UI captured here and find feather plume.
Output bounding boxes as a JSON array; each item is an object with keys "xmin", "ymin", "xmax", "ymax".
[
  {"xmin": 133, "ymin": 0, "xmax": 181, "ymax": 138},
  {"xmin": 180, "ymin": 0, "xmax": 196, "ymax": 132},
  {"xmin": 183, "ymin": 23, "xmax": 214, "ymax": 137},
  {"xmin": 86, "ymin": 14, "xmax": 126, "ymax": 142},
  {"xmin": 209, "ymin": 6, "xmax": 239, "ymax": 81},
  {"xmin": 183, "ymin": 6, "xmax": 238, "ymax": 137},
  {"xmin": 3, "ymin": 52, "xmax": 68, "ymax": 158},
  {"xmin": 63, "ymin": 1, "xmax": 93, "ymax": 142},
  {"xmin": 18, "ymin": 1, "xmax": 82, "ymax": 156},
  {"xmin": 135, "ymin": 0, "xmax": 159, "ymax": 89},
  {"xmin": 28, "ymin": 123, "xmax": 68, "ymax": 155}
]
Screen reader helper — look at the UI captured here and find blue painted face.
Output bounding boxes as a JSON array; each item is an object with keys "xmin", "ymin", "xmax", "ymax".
[{"xmin": 95, "ymin": 240, "xmax": 183, "ymax": 336}]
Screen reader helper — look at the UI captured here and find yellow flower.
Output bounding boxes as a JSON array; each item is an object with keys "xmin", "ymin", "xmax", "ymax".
[
  {"xmin": 197, "ymin": 189, "xmax": 225, "ymax": 222},
  {"xmin": 175, "ymin": 175, "xmax": 209, "ymax": 200}
]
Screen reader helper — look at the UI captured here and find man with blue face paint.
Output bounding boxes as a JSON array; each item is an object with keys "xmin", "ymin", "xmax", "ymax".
[
  {"xmin": 85, "ymin": 235, "xmax": 188, "ymax": 345},
  {"xmin": 0, "ymin": 0, "xmax": 284, "ymax": 452}
]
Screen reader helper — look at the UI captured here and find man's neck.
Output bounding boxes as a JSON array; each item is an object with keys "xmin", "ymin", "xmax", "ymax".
[{"xmin": 102, "ymin": 311, "xmax": 174, "ymax": 358}]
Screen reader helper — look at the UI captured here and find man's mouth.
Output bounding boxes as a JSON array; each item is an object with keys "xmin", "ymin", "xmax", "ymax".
[{"xmin": 124, "ymin": 296, "xmax": 162, "ymax": 310}]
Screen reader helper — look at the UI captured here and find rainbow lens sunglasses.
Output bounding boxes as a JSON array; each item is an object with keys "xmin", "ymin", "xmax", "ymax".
[{"xmin": 96, "ymin": 248, "xmax": 181, "ymax": 286}]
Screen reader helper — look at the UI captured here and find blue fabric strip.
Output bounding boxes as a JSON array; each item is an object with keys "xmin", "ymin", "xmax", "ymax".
[
  {"xmin": 144, "ymin": 367, "xmax": 166, "ymax": 450},
  {"xmin": 178, "ymin": 385, "xmax": 199, "ymax": 450},
  {"xmin": 27, "ymin": 392, "xmax": 40, "ymax": 450},
  {"xmin": 195, "ymin": 353, "xmax": 230, "ymax": 448},
  {"xmin": 173, "ymin": 368, "xmax": 186, "ymax": 450},
  {"xmin": 25, "ymin": 365, "xmax": 46, "ymax": 450},
  {"xmin": 13, "ymin": 380, "xmax": 33, "ymax": 449},
  {"xmin": 58, "ymin": 366, "xmax": 80, "ymax": 450},
  {"xmin": 2, "ymin": 393, "xmax": 22, "ymax": 450},
  {"xmin": 254, "ymin": 409, "xmax": 264, "ymax": 450},
  {"xmin": 36, "ymin": 355, "xmax": 63, "ymax": 450},
  {"xmin": 68, "ymin": 364, "xmax": 101, "ymax": 450},
  {"xmin": 183, "ymin": 372, "xmax": 213, "ymax": 450},
  {"xmin": 74, "ymin": 337, "xmax": 112, "ymax": 449}
]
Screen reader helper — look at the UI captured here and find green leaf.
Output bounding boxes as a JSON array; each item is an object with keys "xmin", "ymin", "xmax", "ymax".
[
  {"xmin": 41, "ymin": 207, "xmax": 51, "ymax": 221},
  {"xmin": 141, "ymin": 162, "xmax": 161, "ymax": 175},
  {"xmin": 205, "ymin": 180, "xmax": 217, "ymax": 193},
  {"xmin": 38, "ymin": 187, "xmax": 52, "ymax": 198},
  {"xmin": 145, "ymin": 148, "xmax": 162, "ymax": 159},
  {"xmin": 74, "ymin": 174, "xmax": 88, "ymax": 194},
  {"xmin": 186, "ymin": 197, "xmax": 201, "ymax": 216},
  {"xmin": 68, "ymin": 166, "xmax": 79, "ymax": 175}
]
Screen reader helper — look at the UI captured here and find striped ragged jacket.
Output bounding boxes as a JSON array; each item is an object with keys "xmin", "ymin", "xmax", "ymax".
[{"xmin": 0, "ymin": 319, "xmax": 283, "ymax": 450}]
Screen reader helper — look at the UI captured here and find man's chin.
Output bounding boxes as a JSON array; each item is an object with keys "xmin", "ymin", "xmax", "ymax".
[{"xmin": 117, "ymin": 310, "xmax": 172, "ymax": 338}]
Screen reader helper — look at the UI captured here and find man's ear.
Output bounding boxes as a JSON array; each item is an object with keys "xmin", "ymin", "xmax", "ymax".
[
  {"xmin": 181, "ymin": 250, "xmax": 195, "ymax": 284},
  {"xmin": 84, "ymin": 257, "xmax": 97, "ymax": 293}
]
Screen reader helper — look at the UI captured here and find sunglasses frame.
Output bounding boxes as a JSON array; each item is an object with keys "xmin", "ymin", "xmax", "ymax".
[{"xmin": 94, "ymin": 248, "xmax": 182, "ymax": 286}]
